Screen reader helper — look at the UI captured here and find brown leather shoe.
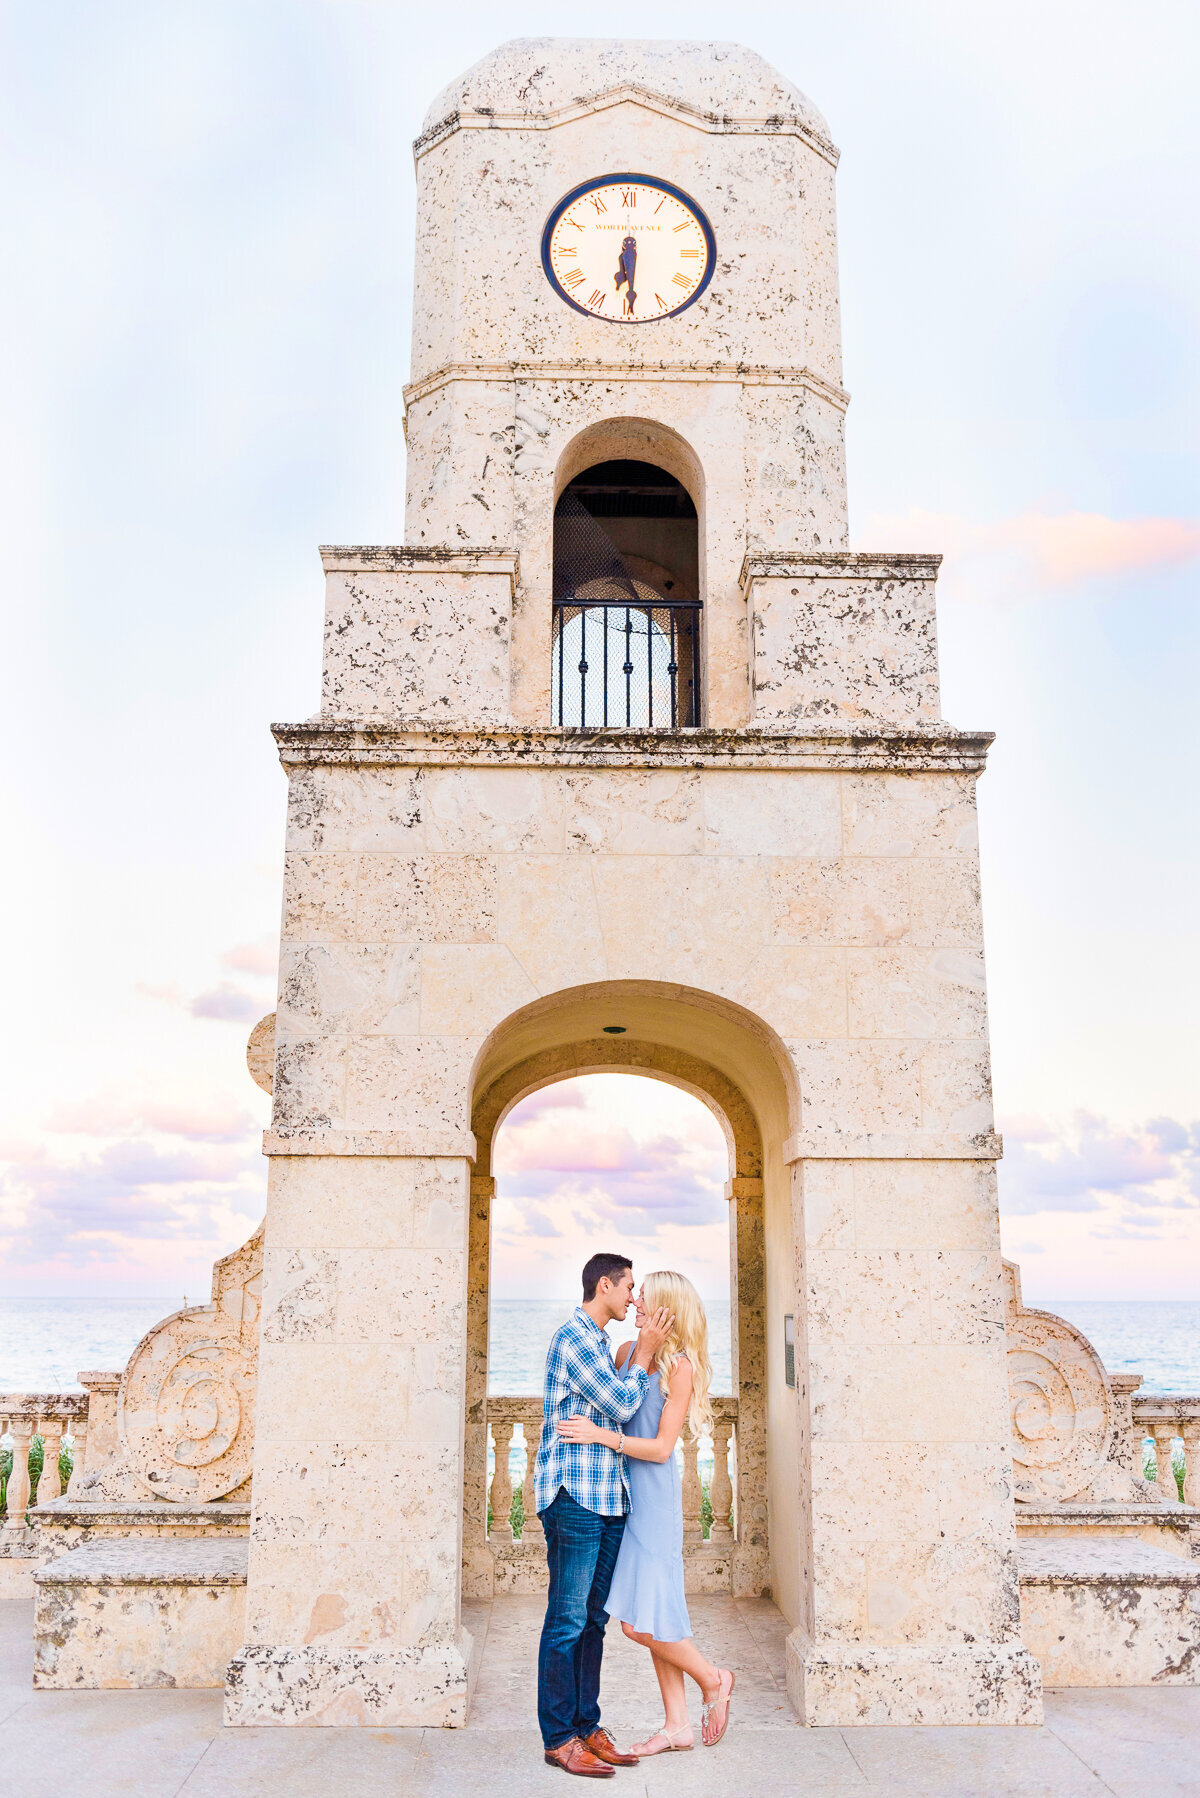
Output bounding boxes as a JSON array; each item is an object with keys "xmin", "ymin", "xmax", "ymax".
[
  {"xmin": 544, "ymin": 1738, "xmax": 616, "ymax": 1778},
  {"xmin": 580, "ymin": 1728, "xmax": 639, "ymax": 1767}
]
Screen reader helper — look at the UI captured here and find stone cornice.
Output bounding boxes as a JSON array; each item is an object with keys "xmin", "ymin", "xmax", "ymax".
[
  {"xmin": 263, "ymin": 1129, "xmax": 477, "ymax": 1160},
  {"xmin": 740, "ymin": 551, "xmax": 943, "ymax": 591},
  {"xmin": 0, "ymin": 1391, "xmax": 90, "ymax": 1416},
  {"xmin": 319, "ymin": 546, "xmax": 520, "ymax": 588},
  {"xmin": 1014, "ymin": 1505, "xmax": 1195, "ymax": 1526},
  {"xmin": 272, "ymin": 722, "xmax": 994, "ymax": 774},
  {"xmin": 1132, "ymin": 1396, "xmax": 1200, "ymax": 1419},
  {"xmin": 402, "ymin": 361, "xmax": 850, "ymax": 414},
  {"xmin": 414, "ymin": 82, "xmax": 839, "ymax": 168}
]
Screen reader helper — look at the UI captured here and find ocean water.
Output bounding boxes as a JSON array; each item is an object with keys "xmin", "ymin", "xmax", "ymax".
[
  {"xmin": 0, "ymin": 1295, "xmax": 1195, "ymax": 1398},
  {"xmin": 487, "ymin": 1300, "xmax": 735, "ymax": 1396},
  {"xmin": 1038, "ymin": 1301, "xmax": 1200, "ymax": 1397},
  {"xmin": 0, "ymin": 1298, "xmax": 181, "ymax": 1391}
]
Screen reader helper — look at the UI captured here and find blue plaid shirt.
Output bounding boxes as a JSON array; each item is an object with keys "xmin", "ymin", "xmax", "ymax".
[{"xmin": 534, "ymin": 1308, "xmax": 649, "ymax": 1517}]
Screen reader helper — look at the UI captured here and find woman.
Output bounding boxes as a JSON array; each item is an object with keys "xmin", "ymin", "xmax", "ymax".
[{"xmin": 557, "ymin": 1269, "xmax": 735, "ymax": 1754}]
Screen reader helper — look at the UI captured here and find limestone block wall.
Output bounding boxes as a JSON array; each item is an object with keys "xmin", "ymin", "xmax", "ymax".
[
  {"xmin": 320, "ymin": 549, "xmax": 517, "ymax": 725},
  {"xmin": 233, "ymin": 1152, "xmax": 472, "ymax": 1724},
  {"xmin": 744, "ymin": 554, "xmax": 942, "ymax": 726},
  {"xmin": 243, "ymin": 730, "xmax": 1036, "ymax": 1723},
  {"xmin": 270, "ymin": 758, "xmax": 996, "ymax": 1155}
]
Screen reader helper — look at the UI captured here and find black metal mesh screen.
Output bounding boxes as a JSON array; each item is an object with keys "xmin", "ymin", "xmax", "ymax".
[
  {"xmin": 552, "ymin": 493, "xmax": 640, "ymax": 602},
  {"xmin": 552, "ymin": 491, "xmax": 700, "ymax": 728}
]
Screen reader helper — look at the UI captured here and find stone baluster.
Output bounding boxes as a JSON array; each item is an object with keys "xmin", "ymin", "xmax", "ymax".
[
  {"xmin": 708, "ymin": 1419, "xmax": 735, "ymax": 1543},
  {"xmin": 66, "ymin": 1413, "xmax": 88, "ymax": 1496},
  {"xmin": 1133, "ymin": 1422, "xmax": 1153, "ymax": 1484},
  {"xmin": 519, "ymin": 1425, "xmax": 543, "ymax": 1542},
  {"xmin": 1151, "ymin": 1423, "xmax": 1179, "ymax": 1503},
  {"xmin": 1181, "ymin": 1422, "xmax": 1200, "ymax": 1508},
  {"xmin": 489, "ymin": 1419, "xmax": 515, "ymax": 1542},
  {"xmin": 2, "ymin": 1416, "xmax": 34, "ymax": 1536},
  {"xmin": 681, "ymin": 1435, "xmax": 703, "ymax": 1543},
  {"xmin": 37, "ymin": 1416, "xmax": 64, "ymax": 1504}
]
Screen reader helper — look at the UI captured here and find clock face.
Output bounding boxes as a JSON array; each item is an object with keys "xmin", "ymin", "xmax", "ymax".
[{"xmin": 541, "ymin": 174, "xmax": 715, "ymax": 323}]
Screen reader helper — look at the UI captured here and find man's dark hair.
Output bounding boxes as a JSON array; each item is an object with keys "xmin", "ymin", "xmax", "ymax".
[{"xmin": 581, "ymin": 1252, "xmax": 633, "ymax": 1301}]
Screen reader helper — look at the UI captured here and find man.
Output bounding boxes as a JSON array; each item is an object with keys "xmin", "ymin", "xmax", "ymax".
[{"xmin": 534, "ymin": 1252, "xmax": 674, "ymax": 1779}]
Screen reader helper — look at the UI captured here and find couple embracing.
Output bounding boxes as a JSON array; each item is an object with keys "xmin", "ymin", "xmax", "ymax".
[{"xmin": 533, "ymin": 1252, "xmax": 735, "ymax": 1779}]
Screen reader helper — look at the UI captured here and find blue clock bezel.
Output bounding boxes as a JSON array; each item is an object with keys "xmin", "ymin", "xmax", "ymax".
[{"xmin": 540, "ymin": 173, "xmax": 716, "ymax": 323}]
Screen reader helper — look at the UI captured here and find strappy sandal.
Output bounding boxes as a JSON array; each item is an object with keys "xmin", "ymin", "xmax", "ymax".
[
  {"xmin": 632, "ymin": 1726, "xmax": 694, "ymax": 1755},
  {"xmin": 701, "ymin": 1669, "xmax": 735, "ymax": 1747}
]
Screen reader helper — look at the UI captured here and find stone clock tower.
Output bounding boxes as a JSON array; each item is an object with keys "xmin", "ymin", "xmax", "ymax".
[{"xmin": 226, "ymin": 40, "xmax": 1043, "ymax": 1731}]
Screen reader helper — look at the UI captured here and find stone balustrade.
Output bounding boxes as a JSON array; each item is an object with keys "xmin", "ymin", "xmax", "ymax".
[
  {"xmin": 1132, "ymin": 1395, "xmax": 1200, "ymax": 1506},
  {"xmin": 486, "ymin": 1394, "xmax": 739, "ymax": 1544},
  {"xmin": 0, "ymin": 1393, "xmax": 90, "ymax": 1540}
]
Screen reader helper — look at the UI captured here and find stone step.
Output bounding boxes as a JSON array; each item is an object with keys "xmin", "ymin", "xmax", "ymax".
[
  {"xmin": 1019, "ymin": 1539, "xmax": 1200, "ymax": 1686},
  {"xmin": 33, "ymin": 1538, "xmax": 247, "ymax": 1690},
  {"xmin": 32, "ymin": 1497, "xmax": 250, "ymax": 1546},
  {"xmin": 37, "ymin": 1537, "xmax": 248, "ymax": 1585},
  {"xmin": 1020, "ymin": 1539, "xmax": 1200, "ymax": 1582}
]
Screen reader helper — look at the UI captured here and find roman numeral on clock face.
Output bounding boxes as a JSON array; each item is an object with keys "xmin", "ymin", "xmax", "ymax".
[
  {"xmin": 588, "ymin": 194, "xmax": 607, "ymax": 213},
  {"xmin": 620, "ymin": 188, "xmax": 636, "ymax": 208},
  {"xmin": 562, "ymin": 268, "xmax": 584, "ymax": 288},
  {"xmin": 672, "ymin": 272, "xmax": 694, "ymax": 290},
  {"xmin": 588, "ymin": 289, "xmax": 606, "ymax": 310}
]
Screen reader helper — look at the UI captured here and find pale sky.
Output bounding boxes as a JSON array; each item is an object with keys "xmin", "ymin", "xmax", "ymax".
[{"xmin": 1, "ymin": 2, "xmax": 1197, "ymax": 1304}]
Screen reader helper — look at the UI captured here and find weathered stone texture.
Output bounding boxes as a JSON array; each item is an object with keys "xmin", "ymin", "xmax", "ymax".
[
  {"xmin": 1020, "ymin": 1541, "xmax": 1200, "ymax": 1685},
  {"xmin": 321, "ymin": 554, "xmax": 516, "ymax": 725},
  {"xmin": 33, "ymin": 1539, "xmax": 248, "ymax": 1690},
  {"xmin": 744, "ymin": 556, "xmax": 941, "ymax": 726}
]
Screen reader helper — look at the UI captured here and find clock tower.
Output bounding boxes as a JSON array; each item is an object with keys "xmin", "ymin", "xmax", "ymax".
[
  {"xmin": 400, "ymin": 38, "xmax": 849, "ymax": 730},
  {"xmin": 229, "ymin": 39, "xmax": 1042, "ymax": 1734}
]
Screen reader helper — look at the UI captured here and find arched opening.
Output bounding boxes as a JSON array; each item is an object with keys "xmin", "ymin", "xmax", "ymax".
[
  {"xmin": 483, "ymin": 1071, "xmax": 734, "ymax": 1567},
  {"xmin": 488, "ymin": 1073, "xmax": 731, "ymax": 1375},
  {"xmin": 552, "ymin": 460, "xmax": 701, "ymax": 728},
  {"xmin": 461, "ymin": 981, "xmax": 803, "ymax": 1625}
]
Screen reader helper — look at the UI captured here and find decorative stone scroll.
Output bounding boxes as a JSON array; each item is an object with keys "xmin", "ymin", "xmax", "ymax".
[
  {"xmin": 1004, "ymin": 1260, "xmax": 1113, "ymax": 1503},
  {"xmin": 118, "ymin": 1223, "xmax": 263, "ymax": 1504},
  {"xmin": 246, "ymin": 1012, "xmax": 276, "ymax": 1095}
]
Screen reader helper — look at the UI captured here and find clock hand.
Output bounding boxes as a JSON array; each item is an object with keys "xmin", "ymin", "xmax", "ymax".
[{"xmin": 614, "ymin": 235, "xmax": 637, "ymax": 316}]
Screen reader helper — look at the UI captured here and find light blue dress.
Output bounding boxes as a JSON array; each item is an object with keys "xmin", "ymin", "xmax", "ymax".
[{"xmin": 603, "ymin": 1357, "xmax": 692, "ymax": 1641}]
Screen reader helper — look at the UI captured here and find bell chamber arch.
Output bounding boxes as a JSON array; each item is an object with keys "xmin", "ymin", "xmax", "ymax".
[{"xmin": 551, "ymin": 459, "xmax": 701, "ymax": 729}]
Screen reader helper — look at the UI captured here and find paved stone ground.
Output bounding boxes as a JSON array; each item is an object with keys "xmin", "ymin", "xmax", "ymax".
[{"xmin": 3, "ymin": 1594, "xmax": 1198, "ymax": 1796}]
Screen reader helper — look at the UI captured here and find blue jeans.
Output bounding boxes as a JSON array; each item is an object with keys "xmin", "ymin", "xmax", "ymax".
[{"xmin": 537, "ymin": 1487, "xmax": 626, "ymax": 1749}]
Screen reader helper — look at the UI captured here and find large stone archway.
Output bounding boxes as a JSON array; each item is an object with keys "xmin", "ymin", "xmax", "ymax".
[{"xmin": 464, "ymin": 1033, "xmax": 769, "ymax": 1600}]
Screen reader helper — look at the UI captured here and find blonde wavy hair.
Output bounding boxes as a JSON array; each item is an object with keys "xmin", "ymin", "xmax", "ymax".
[{"xmin": 642, "ymin": 1270, "xmax": 714, "ymax": 1442}]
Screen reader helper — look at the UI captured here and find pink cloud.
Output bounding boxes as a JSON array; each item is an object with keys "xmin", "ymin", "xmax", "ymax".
[
  {"xmin": 47, "ymin": 1095, "xmax": 257, "ymax": 1143},
  {"xmin": 501, "ymin": 1085, "xmax": 589, "ymax": 1129},
  {"xmin": 859, "ymin": 507, "xmax": 1200, "ymax": 596},
  {"xmin": 999, "ymin": 1110, "xmax": 1199, "ymax": 1217},
  {"xmin": 1007, "ymin": 513, "xmax": 1200, "ymax": 585},
  {"xmin": 496, "ymin": 1117, "xmax": 648, "ymax": 1176},
  {"xmin": 0, "ymin": 1135, "xmax": 264, "ymax": 1266},
  {"xmin": 135, "ymin": 981, "xmax": 185, "ymax": 1007},
  {"xmin": 491, "ymin": 1074, "xmax": 730, "ymax": 1265},
  {"xmin": 221, "ymin": 941, "xmax": 278, "ymax": 977},
  {"xmin": 190, "ymin": 982, "xmax": 262, "ymax": 1023}
]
